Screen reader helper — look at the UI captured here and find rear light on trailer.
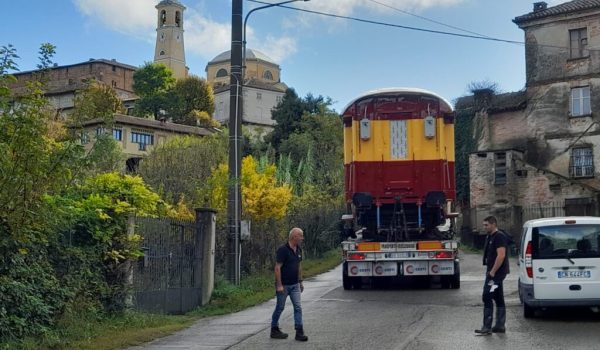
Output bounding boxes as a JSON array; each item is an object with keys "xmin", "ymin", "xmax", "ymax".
[
  {"xmin": 348, "ymin": 253, "xmax": 365, "ymax": 260},
  {"xmin": 435, "ymin": 251, "xmax": 453, "ymax": 259},
  {"xmin": 417, "ymin": 241, "xmax": 443, "ymax": 250},
  {"xmin": 357, "ymin": 242, "xmax": 381, "ymax": 251},
  {"xmin": 525, "ymin": 241, "xmax": 533, "ymax": 278}
]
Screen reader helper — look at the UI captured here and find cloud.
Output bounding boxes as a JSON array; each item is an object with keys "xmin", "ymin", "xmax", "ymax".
[
  {"xmin": 73, "ymin": 0, "xmax": 156, "ymax": 39},
  {"xmin": 289, "ymin": 0, "xmax": 466, "ymax": 17},
  {"xmin": 280, "ymin": 0, "xmax": 467, "ymax": 34},
  {"xmin": 254, "ymin": 35, "xmax": 298, "ymax": 63},
  {"xmin": 184, "ymin": 12, "xmax": 231, "ymax": 61},
  {"xmin": 72, "ymin": 0, "xmax": 464, "ymax": 64},
  {"xmin": 73, "ymin": 0, "xmax": 297, "ymax": 63}
]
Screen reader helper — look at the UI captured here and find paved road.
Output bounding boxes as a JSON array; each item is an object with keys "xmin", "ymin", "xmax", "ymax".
[{"xmin": 132, "ymin": 251, "xmax": 600, "ymax": 350}]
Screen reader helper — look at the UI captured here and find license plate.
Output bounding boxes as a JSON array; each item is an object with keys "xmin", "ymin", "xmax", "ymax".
[{"xmin": 557, "ymin": 270, "xmax": 591, "ymax": 279}]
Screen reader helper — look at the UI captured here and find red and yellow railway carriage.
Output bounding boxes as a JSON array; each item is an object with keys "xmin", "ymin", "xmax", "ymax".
[{"xmin": 341, "ymin": 88, "xmax": 455, "ymax": 241}]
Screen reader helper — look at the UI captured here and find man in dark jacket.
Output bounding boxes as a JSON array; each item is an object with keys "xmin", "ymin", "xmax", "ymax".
[
  {"xmin": 270, "ymin": 227, "xmax": 308, "ymax": 341},
  {"xmin": 475, "ymin": 216, "xmax": 509, "ymax": 335}
]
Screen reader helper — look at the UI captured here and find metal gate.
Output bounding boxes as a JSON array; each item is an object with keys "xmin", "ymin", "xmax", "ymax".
[{"xmin": 133, "ymin": 217, "xmax": 203, "ymax": 314}]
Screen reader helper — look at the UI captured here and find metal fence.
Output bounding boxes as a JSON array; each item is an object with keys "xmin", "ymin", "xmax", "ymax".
[
  {"xmin": 521, "ymin": 201, "xmax": 565, "ymax": 223},
  {"xmin": 133, "ymin": 217, "xmax": 203, "ymax": 314}
]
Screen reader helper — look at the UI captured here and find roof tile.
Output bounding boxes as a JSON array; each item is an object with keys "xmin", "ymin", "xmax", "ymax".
[{"xmin": 514, "ymin": 0, "xmax": 600, "ymax": 24}]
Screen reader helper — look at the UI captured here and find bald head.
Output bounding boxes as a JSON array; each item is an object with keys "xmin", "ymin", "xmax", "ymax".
[{"xmin": 288, "ymin": 227, "xmax": 304, "ymax": 246}]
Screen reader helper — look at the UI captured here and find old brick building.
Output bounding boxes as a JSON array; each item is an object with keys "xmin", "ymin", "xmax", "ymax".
[
  {"xmin": 11, "ymin": 58, "xmax": 138, "ymax": 115},
  {"xmin": 457, "ymin": 1, "xmax": 600, "ymax": 236}
]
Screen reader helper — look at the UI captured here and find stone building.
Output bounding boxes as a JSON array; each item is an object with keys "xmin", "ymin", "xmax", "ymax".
[
  {"xmin": 10, "ymin": 59, "xmax": 138, "ymax": 115},
  {"xmin": 457, "ymin": 1, "xmax": 600, "ymax": 237},
  {"xmin": 206, "ymin": 49, "xmax": 288, "ymax": 132}
]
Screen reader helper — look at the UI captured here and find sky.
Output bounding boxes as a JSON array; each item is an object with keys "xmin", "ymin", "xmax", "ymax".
[{"xmin": 2, "ymin": 0, "xmax": 567, "ymax": 112}]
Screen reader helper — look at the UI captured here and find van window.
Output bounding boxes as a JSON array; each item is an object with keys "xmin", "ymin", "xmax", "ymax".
[{"xmin": 532, "ymin": 225, "xmax": 600, "ymax": 259}]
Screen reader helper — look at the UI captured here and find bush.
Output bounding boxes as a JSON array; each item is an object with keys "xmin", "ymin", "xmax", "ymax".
[{"xmin": 0, "ymin": 244, "xmax": 69, "ymax": 339}]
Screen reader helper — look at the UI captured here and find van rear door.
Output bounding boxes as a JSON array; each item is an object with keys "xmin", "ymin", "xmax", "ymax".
[{"xmin": 531, "ymin": 223, "xmax": 600, "ymax": 300}]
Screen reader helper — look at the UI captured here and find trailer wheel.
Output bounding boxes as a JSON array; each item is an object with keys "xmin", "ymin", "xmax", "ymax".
[
  {"xmin": 451, "ymin": 261, "xmax": 460, "ymax": 289},
  {"xmin": 353, "ymin": 277, "xmax": 362, "ymax": 290},
  {"xmin": 343, "ymin": 273, "xmax": 352, "ymax": 290},
  {"xmin": 343, "ymin": 262, "xmax": 352, "ymax": 290}
]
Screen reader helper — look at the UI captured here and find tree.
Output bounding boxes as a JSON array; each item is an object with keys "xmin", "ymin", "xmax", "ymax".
[
  {"xmin": 0, "ymin": 44, "xmax": 18, "ymax": 101},
  {"xmin": 267, "ymin": 89, "xmax": 328, "ymax": 150},
  {"xmin": 69, "ymin": 80, "xmax": 125, "ymax": 176},
  {"xmin": 137, "ymin": 133, "xmax": 228, "ymax": 206},
  {"xmin": 71, "ymin": 80, "xmax": 124, "ymax": 125},
  {"xmin": 167, "ymin": 75, "xmax": 215, "ymax": 126},
  {"xmin": 0, "ymin": 47, "xmax": 79, "ymax": 244},
  {"xmin": 266, "ymin": 90, "xmax": 343, "ymax": 196},
  {"xmin": 189, "ymin": 110, "xmax": 221, "ymax": 129},
  {"xmin": 0, "ymin": 44, "xmax": 86, "ymax": 338},
  {"xmin": 132, "ymin": 62, "xmax": 175, "ymax": 118},
  {"xmin": 208, "ymin": 155, "xmax": 292, "ymax": 222},
  {"xmin": 279, "ymin": 111, "xmax": 343, "ymax": 196}
]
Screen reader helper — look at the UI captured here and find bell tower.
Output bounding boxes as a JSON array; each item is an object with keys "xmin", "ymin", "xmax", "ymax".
[{"xmin": 154, "ymin": 0, "xmax": 187, "ymax": 79}]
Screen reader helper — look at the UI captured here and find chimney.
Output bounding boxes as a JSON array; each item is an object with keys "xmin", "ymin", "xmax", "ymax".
[{"xmin": 533, "ymin": 2, "xmax": 547, "ymax": 12}]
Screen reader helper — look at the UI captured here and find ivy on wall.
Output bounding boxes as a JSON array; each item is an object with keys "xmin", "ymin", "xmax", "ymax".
[{"xmin": 454, "ymin": 108, "xmax": 477, "ymax": 205}]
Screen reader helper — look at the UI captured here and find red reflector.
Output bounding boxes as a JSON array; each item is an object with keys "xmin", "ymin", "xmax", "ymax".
[
  {"xmin": 565, "ymin": 220, "xmax": 576, "ymax": 224},
  {"xmin": 349, "ymin": 253, "xmax": 365, "ymax": 260},
  {"xmin": 525, "ymin": 241, "xmax": 533, "ymax": 278},
  {"xmin": 435, "ymin": 251, "xmax": 453, "ymax": 259}
]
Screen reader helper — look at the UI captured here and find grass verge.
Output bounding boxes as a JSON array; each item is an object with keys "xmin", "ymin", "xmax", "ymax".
[
  {"xmin": 1, "ymin": 249, "xmax": 341, "ymax": 350},
  {"xmin": 189, "ymin": 248, "xmax": 341, "ymax": 318}
]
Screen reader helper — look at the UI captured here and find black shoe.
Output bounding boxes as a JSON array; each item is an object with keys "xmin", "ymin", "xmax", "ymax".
[
  {"xmin": 270, "ymin": 327, "xmax": 288, "ymax": 339},
  {"xmin": 474, "ymin": 328, "xmax": 492, "ymax": 336},
  {"xmin": 492, "ymin": 326, "xmax": 506, "ymax": 333},
  {"xmin": 295, "ymin": 327, "xmax": 308, "ymax": 341}
]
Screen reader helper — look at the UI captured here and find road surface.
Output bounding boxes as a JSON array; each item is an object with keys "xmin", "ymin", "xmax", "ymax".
[{"xmin": 132, "ymin": 250, "xmax": 600, "ymax": 350}]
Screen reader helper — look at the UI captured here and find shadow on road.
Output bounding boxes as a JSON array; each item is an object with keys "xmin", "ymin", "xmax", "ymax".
[{"xmin": 530, "ymin": 307, "xmax": 600, "ymax": 322}]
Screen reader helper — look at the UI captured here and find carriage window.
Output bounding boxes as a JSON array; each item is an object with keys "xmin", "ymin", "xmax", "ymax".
[{"xmin": 390, "ymin": 120, "xmax": 407, "ymax": 159}]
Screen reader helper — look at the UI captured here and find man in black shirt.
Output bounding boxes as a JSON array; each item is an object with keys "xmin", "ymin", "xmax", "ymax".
[
  {"xmin": 270, "ymin": 227, "xmax": 308, "ymax": 341},
  {"xmin": 475, "ymin": 216, "xmax": 509, "ymax": 335}
]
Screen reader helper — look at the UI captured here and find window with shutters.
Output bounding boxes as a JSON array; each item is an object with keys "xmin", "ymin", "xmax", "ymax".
[
  {"xmin": 570, "ymin": 28, "xmax": 588, "ymax": 59},
  {"xmin": 570, "ymin": 86, "xmax": 591, "ymax": 117}
]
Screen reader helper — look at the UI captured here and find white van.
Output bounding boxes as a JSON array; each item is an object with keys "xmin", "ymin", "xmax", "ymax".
[{"xmin": 518, "ymin": 217, "xmax": 600, "ymax": 318}]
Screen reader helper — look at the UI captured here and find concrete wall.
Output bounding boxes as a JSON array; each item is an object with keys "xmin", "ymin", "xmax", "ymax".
[
  {"xmin": 213, "ymin": 85, "xmax": 283, "ymax": 126},
  {"xmin": 470, "ymin": 150, "xmax": 595, "ymax": 208},
  {"xmin": 521, "ymin": 12, "xmax": 600, "ymax": 86}
]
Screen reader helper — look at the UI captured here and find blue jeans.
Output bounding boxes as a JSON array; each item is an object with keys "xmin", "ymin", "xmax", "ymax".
[
  {"xmin": 271, "ymin": 283, "xmax": 303, "ymax": 328},
  {"xmin": 482, "ymin": 275, "xmax": 505, "ymax": 309}
]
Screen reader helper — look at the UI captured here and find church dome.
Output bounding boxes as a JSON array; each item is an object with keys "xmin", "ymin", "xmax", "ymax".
[{"xmin": 209, "ymin": 49, "xmax": 278, "ymax": 66}]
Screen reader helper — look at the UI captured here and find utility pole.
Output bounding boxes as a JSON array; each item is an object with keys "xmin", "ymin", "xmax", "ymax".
[{"xmin": 227, "ymin": 0, "xmax": 243, "ymax": 284}]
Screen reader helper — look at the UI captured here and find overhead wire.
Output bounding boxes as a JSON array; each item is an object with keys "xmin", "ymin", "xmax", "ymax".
[
  {"xmin": 365, "ymin": 0, "xmax": 494, "ymax": 39},
  {"xmin": 247, "ymin": 0, "xmax": 524, "ymax": 45},
  {"xmin": 246, "ymin": 0, "xmax": 600, "ymax": 53}
]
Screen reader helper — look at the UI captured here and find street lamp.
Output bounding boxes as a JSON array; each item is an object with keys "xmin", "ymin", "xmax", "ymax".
[
  {"xmin": 242, "ymin": 0, "xmax": 310, "ymax": 80},
  {"xmin": 227, "ymin": 0, "xmax": 308, "ymax": 285}
]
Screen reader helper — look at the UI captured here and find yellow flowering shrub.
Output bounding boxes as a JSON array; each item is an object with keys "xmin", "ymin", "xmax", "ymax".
[{"xmin": 209, "ymin": 155, "xmax": 292, "ymax": 221}]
